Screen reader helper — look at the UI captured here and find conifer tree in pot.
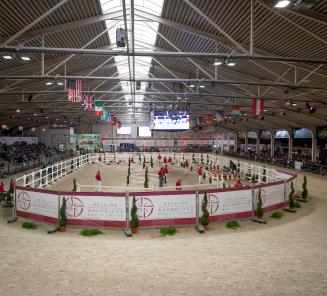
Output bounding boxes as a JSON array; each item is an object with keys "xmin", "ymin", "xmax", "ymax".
[
  {"xmin": 4, "ymin": 179, "xmax": 14, "ymax": 207},
  {"xmin": 262, "ymin": 167, "xmax": 267, "ymax": 183},
  {"xmin": 142, "ymin": 156, "xmax": 146, "ymax": 169},
  {"xmin": 59, "ymin": 197, "xmax": 67, "ymax": 232},
  {"xmin": 150, "ymin": 155, "xmax": 153, "ymax": 168},
  {"xmin": 289, "ymin": 181, "xmax": 295, "ymax": 208},
  {"xmin": 130, "ymin": 196, "xmax": 139, "ymax": 234},
  {"xmin": 301, "ymin": 176, "xmax": 308, "ymax": 201},
  {"xmin": 200, "ymin": 193, "xmax": 210, "ymax": 230},
  {"xmin": 209, "ymin": 175, "xmax": 212, "ymax": 184},
  {"xmin": 144, "ymin": 167, "xmax": 149, "ymax": 188},
  {"xmin": 72, "ymin": 179, "xmax": 77, "ymax": 192},
  {"xmin": 255, "ymin": 189, "xmax": 264, "ymax": 219}
]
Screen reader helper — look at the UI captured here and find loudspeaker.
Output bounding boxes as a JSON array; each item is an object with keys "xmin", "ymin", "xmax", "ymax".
[{"xmin": 116, "ymin": 28, "xmax": 126, "ymax": 47}]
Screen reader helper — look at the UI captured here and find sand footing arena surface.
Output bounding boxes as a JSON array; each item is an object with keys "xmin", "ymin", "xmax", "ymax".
[{"xmin": 0, "ymin": 158, "xmax": 327, "ymax": 296}]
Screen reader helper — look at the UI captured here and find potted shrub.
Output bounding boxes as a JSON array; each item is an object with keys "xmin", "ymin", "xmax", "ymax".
[
  {"xmin": 72, "ymin": 178, "xmax": 77, "ymax": 192},
  {"xmin": 289, "ymin": 181, "xmax": 295, "ymax": 208},
  {"xmin": 209, "ymin": 175, "xmax": 212, "ymax": 184},
  {"xmin": 255, "ymin": 189, "xmax": 264, "ymax": 219},
  {"xmin": 150, "ymin": 155, "xmax": 153, "ymax": 168},
  {"xmin": 4, "ymin": 179, "xmax": 14, "ymax": 207},
  {"xmin": 130, "ymin": 196, "xmax": 139, "ymax": 234},
  {"xmin": 261, "ymin": 167, "xmax": 267, "ymax": 183},
  {"xmin": 59, "ymin": 197, "xmax": 67, "ymax": 232},
  {"xmin": 301, "ymin": 176, "xmax": 308, "ymax": 201},
  {"xmin": 142, "ymin": 156, "xmax": 146, "ymax": 169},
  {"xmin": 200, "ymin": 192, "xmax": 210, "ymax": 230},
  {"xmin": 144, "ymin": 167, "xmax": 149, "ymax": 188}
]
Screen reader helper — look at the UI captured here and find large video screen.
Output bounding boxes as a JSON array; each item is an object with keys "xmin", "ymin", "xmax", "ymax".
[
  {"xmin": 117, "ymin": 126, "xmax": 131, "ymax": 135},
  {"xmin": 150, "ymin": 111, "xmax": 190, "ymax": 130},
  {"xmin": 138, "ymin": 126, "xmax": 152, "ymax": 137}
]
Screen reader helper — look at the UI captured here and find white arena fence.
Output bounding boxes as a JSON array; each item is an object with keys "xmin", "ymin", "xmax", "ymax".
[{"xmin": 11, "ymin": 152, "xmax": 297, "ymax": 229}]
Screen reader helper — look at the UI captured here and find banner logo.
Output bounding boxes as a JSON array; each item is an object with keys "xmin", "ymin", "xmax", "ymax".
[
  {"xmin": 208, "ymin": 194, "xmax": 219, "ymax": 214},
  {"xmin": 65, "ymin": 196, "xmax": 84, "ymax": 218},
  {"xmin": 136, "ymin": 197, "xmax": 154, "ymax": 219},
  {"xmin": 17, "ymin": 191, "xmax": 31, "ymax": 211}
]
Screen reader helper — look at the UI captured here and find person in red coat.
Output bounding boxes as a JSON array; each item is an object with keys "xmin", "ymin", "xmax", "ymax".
[
  {"xmin": 235, "ymin": 179, "xmax": 243, "ymax": 188},
  {"xmin": 158, "ymin": 167, "xmax": 164, "ymax": 187},
  {"xmin": 176, "ymin": 178, "xmax": 182, "ymax": 190},
  {"xmin": 168, "ymin": 156, "xmax": 172, "ymax": 163},
  {"xmin": 95, "ymin": 170, "xmax": 102, "ymax": 192},
  {"xmin": 198, "ymin": 166, "xmax": 203, "ymax": 184},
  {"xmin": 0, "ymin": 182, "xmax": 4, "ymax": 201},
  {"xmin": 164, "ymin": 156, "xmax": 167, "ymax": 164},
  {"xmin": 98, "ymin": 155, "xmax": 102, "ymax": 162}
]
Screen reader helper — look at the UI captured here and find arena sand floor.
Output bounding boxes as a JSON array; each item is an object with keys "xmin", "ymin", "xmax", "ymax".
[{"xmin": 0, "ymin": 158, "xmax": 326, "ymax": 296}]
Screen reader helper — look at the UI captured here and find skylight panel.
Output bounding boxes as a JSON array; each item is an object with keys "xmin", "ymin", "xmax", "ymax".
[{"xmin": 100, "ymin": 0, "xmax": 164, "ymax": 121}]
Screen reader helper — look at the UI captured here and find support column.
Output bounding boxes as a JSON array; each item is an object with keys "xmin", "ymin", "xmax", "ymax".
[
  {"xmin": 227, "ymin": 134, "xmax": 231, "ymax": 152},
  {"xmin": 245, "ymin": 132, "xmax": 248, "ymax": 152},
  {"xmin": 270, "ymin": 131, "xmax": 275, "ymax": 158},
  {"xmin": 288, "ymin": 130, "xmax": 293, "ymax": 160},
  {"xmin": 312, "ymin": 128, "xmax": 317, "ymax": 163},
  {"xmin": 221, "ymin": 133, "xmax": 224, "ymax": 155},
  {"xmin": 256, "ymin": 132, "xmax": 260, "ymax": 154},
  {"xmin": 234, "ymin": 132, "xmax": 238, "ymax": 152}
]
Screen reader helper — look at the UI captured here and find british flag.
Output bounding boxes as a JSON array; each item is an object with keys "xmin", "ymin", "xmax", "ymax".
[
  {"xmin": 67, "ymin": 79, "xmax": 83, "ymax": 103},
  {"xmin": 83, "ymin": 93, "xmax": 95, "ymax": 111}
]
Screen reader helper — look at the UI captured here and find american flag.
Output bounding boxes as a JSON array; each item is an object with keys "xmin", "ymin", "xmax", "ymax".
[
  {"xmin": 83, "ymin": 93, "xmax": 95, "ymax": 111},
  {"xmin": 68, "ymin": 79, "xmax": 83, "ymax": 103}
]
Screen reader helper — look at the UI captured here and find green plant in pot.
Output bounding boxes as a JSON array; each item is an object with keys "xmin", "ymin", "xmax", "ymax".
[
  {"xmin": 301, "ymin": 176, "xmax": 308, "ymax": 201},
  {"xmin": 59, "ymin": 197, "xmax": 67, "ymax": 232},
  {"xmin": 150, "ymin": 155, "xmax": 153, "ymax": 168},
  {"xmin": 262, "ymin": 167, "xmax": 267, "ymax": 183},
  {"xmin": 289, "ymin": 181, "xmax": 295, "ymax": 208},
  {"xmin": 130, "ymin": 196, "xmax": 139, "ymax": 234},
  {"xmin": 144, "ymin": 167, "xmax": 149, "ymax": 188},
  {"xmin": 72, "ymin": 178, "xmax": 77, "ymax": 192},
  {"xmin": 200, "ymin": 192, "xmax": 210, "ymax": 230},
  {"xmin": 255, "ymin": 189, "xmax": 264, "ymax": 219},
  {"xmin": 142, "ymin": 156, "xmax": 146, "ymax": 169}
]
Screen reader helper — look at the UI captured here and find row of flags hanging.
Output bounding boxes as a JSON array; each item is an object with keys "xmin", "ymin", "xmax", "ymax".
[{"xmin": 67, "ymin": 79, "xmax": 120, "ymax": 126}]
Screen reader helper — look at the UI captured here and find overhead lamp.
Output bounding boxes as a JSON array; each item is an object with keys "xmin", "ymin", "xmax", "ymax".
[
  {"xmin": 16, "ymin": 109, "xmax": 21, "ymax": 113},
  {"xmin": 20, "ymin": 55, "xmax": 31, "ymax": 61},
  {"xmin": 46, "ymin": 81, "xmax": 53, "ymax": 86},
  {"xmin": 57, "ymin": 82, "xmax": 64, "ymax": 86},
  {"xmin": 305, "ymin": 102, "xmax": 316, "ymax": 113},
  {"xmin": 2, "ymin": 51, "xmax": 15, "ymax": 60},
  {"xmin": 18, "ymin": 126, "xmax": 23, "ymax": 131},
  {"xmin": 227, "ymin": 61, "xmax": 236, "ymax": 66},
  {"xmin": 285, "ymin": 101, "xmax": 291, "ymax": 105},
  {"xmin": 274, "ymin": 1, "xmax": 290, "ymax": 8},
  {"xmin": 190, "ymin": 84, "xmax": 195, "ymax": 88},
  {"xmin": 213, "ymin": 60, "xmax": 223, "ymax": 66},
  {"xmin": 292, "ymin": 102, "xmax": 297, "ymax": 106},
  {"xmin": 46, "ymin": 116, "xmax": 50, "ymax": 119},
  {"xmin": 33, "ymin": 113, "xmax": 37, "ymax": 116},
  {"xmin": 199, "ymin": 85, "xmax": 205, "ymax": 88},
  {"xmin": 31, "ymin": 127, "xmax": 36, "ymax": 132}
]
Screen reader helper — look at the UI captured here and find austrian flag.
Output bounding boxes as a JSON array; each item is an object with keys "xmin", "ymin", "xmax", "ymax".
[{"xmin": 252, "ymin": 98, "xmax": 264, "ymax": 117}]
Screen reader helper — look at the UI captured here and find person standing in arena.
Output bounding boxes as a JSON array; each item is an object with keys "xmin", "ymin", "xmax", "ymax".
[
  {"xmin": 198, "ymin": 166, "xmax": 203, "ymax": 184},
  {"xmin": 164, "ymin": 164, "xmax": 168, "ymax": 183},
  {"xmin": 176, "ymin": 178, "xmax": 182, "ymax": 190},
  {"xmin": 95, "ymin": 170, "xmax": 102, "ymax": 192},
  {"xmin": 158, "ymin": 167, "xmax": 164, "ymax": 187},
  {"xmin": 158, "ymin": 153, "xmax": 162, "ymax": 164}
]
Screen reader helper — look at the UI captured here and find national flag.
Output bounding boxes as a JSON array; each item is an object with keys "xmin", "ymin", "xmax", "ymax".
[
  {"xmin": 252, "ymin": 98, "xmax": 264, "ymax": 117},
  {"xmin": 95, "ymin": 102, "xmax": 104, "ymax": 116},
  {"xmin": 83, "ymin": 93, "xmax": 95, "ymax": 111},
  {"xmin": 215, "ymin": 108, "xmax": 224, "ymax": 122},
  {"xmin": 68, "ymin": 79, "xmax": 83, "ymax": 103},
  {"xmin": 232, "ymin": 105, "xmax": 241, "ymax": 121}
]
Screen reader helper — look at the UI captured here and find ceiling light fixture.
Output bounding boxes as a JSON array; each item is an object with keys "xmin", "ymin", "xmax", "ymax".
[
  {"xmin": 199, "ymin": 85, "xmax": 205, "ymax": 88},
  {"xmin": 190, "ymin": 84, "xmax": 195, "ymax": 88},
  {"xmin": 46, "ymin": 81, "xmax": 53, "ymax": 86},
  {"xmin": 274, "ymin": 1, "xmax": 290, "ymax": 8},
  {"xmin": 227, "ymin": 61, "xmax": 236, "ymax": 66},
  {"xmin": 213, "ymin": 60, "xmax": 223, "ymax": 66},
  {"xmin": 20, "ymin": 55, "xmax": 31, "ymax": 61},
  {"xmin": 2, "ymin": 52, "xmax": 14, "ymax": 60},
  {"xmin": 57, "ymin": 82, "xmax": 64, "ymax": 86},
  {"xmin": 16, "ymin": 109, "xmax": 21, "ymax": 113}
]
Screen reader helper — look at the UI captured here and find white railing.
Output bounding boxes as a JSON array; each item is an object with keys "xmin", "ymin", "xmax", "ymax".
[{"xmin": 15, "ymin": 152, "xmax": 283, "ymax": 191}]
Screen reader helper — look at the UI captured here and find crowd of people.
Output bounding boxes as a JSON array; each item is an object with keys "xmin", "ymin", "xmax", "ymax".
[{"xmin": 0, "ymin": 142, "xmax": 52, "ymax": 164}]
